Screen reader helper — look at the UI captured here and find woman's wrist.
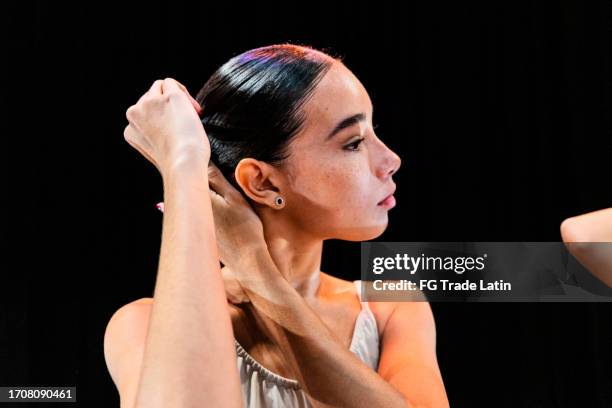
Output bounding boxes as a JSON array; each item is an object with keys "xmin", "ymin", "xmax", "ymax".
[
  {"xmin": 162, "ymin": 149, "xmax": 210, "ymax": 191},
  {"xmin": 237, "ymin": 246, "xmax": 286, "ymax": 290}
]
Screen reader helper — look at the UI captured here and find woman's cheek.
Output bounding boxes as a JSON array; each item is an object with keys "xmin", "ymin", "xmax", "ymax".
[
  {"xmin": 290, "ymin": 157, "xmax": 369, "ymax": 210},
  {"xmin": 323, "ymin": 163, "xmax": 372, "ymax": 207}
]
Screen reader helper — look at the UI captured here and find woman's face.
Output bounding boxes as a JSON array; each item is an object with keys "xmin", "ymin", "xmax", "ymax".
[{"xmin": 280, "ymin": 61, "xmax": 401, "ymax": 241}]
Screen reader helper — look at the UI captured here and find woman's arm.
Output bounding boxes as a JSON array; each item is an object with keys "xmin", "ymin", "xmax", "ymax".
[
  {"xmin": 560, "ymin": 207, "xmax": 612, "ymax": 288},
  {"xmin": 375, "ymin": 301, "xmax": 449, "ymax": 407},
  {"xmin": 238, "ymin": 251, "xmax": 448, "ymax": 408},
  {"xmin": 112, "ymin": 78, "xmax": 243, "ymax": 408},
  {"xmin": 131, "ymin": 163, "xmax": 242, "ymax": 408}
]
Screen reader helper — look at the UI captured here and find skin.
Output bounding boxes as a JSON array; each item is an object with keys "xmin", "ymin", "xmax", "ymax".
[
  {"xmin": 107, "ymin": 78, "xmax": 243, "ymax": 408},
  {"xmin": 560, "ymin": 207, "xmax": 612, "ymax": 288},
  {"xmin": 105, "ymin": 60, "xmax": 449, "ymax": 407}
]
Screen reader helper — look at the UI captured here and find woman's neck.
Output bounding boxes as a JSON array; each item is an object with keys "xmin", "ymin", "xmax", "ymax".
[{"xmin": 261, "ymin": 221, "xmax": 324, "ymax": 299}]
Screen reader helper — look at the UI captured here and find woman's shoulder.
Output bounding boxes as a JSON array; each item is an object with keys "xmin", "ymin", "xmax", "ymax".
[
  {"xmin": 109, "ymin": 297, "xmax": 252, "ymax": 349},
  {"xmin": 122, "ymin": 296, "xmax": 237, "ymax": 313},
  {"xmin": 103, "ymin": 297, "xmax": 155, "ymax": 394},
  {"xmin": 104, "ymin": 298, "xmax": 155, "ymax": 348},
  {"xmin": 131, "ymin": 297, "xmax": 154, "ymax": 306}
]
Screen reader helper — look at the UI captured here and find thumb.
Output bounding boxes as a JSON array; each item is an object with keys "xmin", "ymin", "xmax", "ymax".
[{"xmin": 208, "ymin": 161, "xmax": 235, "ymax": 199}]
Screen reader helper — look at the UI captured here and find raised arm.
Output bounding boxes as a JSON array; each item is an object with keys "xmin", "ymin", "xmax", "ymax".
[
  {"xmin": 105, "ymin": 78, "xmax": 242, "ymax": 408},
  {"xmin": 560, "ymin": 207, "xmax": 612, "ymax": 288}
]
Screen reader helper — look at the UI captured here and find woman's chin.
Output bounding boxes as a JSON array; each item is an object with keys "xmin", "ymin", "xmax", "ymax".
[{"xmin": 333, "ymin": 222, "xmax": 388, "ymax": 242}]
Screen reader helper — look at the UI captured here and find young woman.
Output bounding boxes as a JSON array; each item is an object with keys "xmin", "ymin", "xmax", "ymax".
[{"xmin": 104, "ymin": 44, "xmax": 449, "ymax": 407}]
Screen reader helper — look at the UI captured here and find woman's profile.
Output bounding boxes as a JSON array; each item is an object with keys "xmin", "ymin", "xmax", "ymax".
[{"xmin": 104, "ymin": 44, "xmax": 449, "ymax": 407}]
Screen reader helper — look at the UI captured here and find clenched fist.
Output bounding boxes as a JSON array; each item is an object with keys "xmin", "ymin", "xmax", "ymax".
[{"xmin": 123, "ymin": 77, "xmax": 210, "ymax": 179}]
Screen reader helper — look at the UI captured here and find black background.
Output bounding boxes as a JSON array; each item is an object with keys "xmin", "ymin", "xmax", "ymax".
[{"xmin": 3, "ymin": 1, "xmax": 612, "ymax": 407}]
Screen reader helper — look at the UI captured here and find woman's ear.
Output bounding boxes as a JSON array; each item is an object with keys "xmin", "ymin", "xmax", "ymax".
[{"xmin": 234, "ymin": 158, "xmax": 282, "ymax": 208}]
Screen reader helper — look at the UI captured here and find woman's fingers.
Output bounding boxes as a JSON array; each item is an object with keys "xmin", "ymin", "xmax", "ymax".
[
  {"xmin": 190, "ymin": 97, "xmax": 202, "ymax": 113},
  {"xmin": 161, "ymin": 77, "xmax": 181, "ymax": 95},
  {"xmin": 123, "ymin": 124, "xmax": 160, "ymax": 171},
  {"xmin": 138, "ymin": 78, "xmax": 201, "ymax": 113},
  {"xmin": 209, "ymin": 187, "xmax": 224, "ymax": 204},
  {"xmin": 208, "ymin": 162, "xmax": 236, "ymax": 199},
  {"xmin": 134, "ymin": 80, "xmax": 163, "ymax": 106},
  {"xmin": 160, "ymin": 78, "xmax": 202, "ymax": 115},
  {"xmin": 161, "ymin": 78, "xmax": 202, "ymax": 113},
  {"xmin": 221, "ymin": 268, "xmax": 250, "ymax": 304},
  {"xmin": 173, "ymin": 79, "xmax": 202, "ymax": 113},
  {"xmin": 147, "ymin": 79, "xmax": 163, "ymax": 96}
]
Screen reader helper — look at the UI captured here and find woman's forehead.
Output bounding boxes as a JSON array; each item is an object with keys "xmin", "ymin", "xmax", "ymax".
[{"xmin": 302, "ymin": 63, "xmax": 372, "ymax": 133}]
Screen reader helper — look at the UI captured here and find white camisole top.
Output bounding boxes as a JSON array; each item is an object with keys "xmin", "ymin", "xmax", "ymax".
[{"xmin": 234, "ymin": 280, "xmax": 381, "ymax": 408}]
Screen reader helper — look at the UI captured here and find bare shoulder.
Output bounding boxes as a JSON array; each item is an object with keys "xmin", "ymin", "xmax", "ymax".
[
  {"xmin": 103, "ymin": 297, "xmax": 154, "ymax": 390},
  {"xmin": 104, "ymin": 298, "xmax": 243, "ymax": 377},
  {"xmin": 103, "ymin": 298, "xmax": 244, "ymax": 407},
  {"xmin": 371, "ymin": 300, "xmax": 437, "ymax": 350},
  {"xmin": 351, "ymin": 279, "xmax": 434, "ymax": 338},
  {"xmin": 104, "ymin": 297, "xmax": 242, "ymax": 349},
  {"xmin": 561, "ymin": 207, "xmax": 612, "ymax": 242},
  {"xmin": 104, "ymin": 297, "xmax": 154, "ymax": 346},
  {"xmin": 366, "ymin": 299, "xmax": 405, "ymax": 339}
]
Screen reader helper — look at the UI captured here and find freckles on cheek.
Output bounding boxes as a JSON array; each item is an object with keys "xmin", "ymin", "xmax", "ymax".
[
  {"xmin": 289, "ymin": 152, "xmax": 370, "ymax": 211},
  {"xmin": 321, "ymin": 164, "xmax": 370, "ymax": 210}
]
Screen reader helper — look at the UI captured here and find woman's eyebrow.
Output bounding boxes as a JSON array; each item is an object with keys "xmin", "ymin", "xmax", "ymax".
[{"xmin": 325, "ymin": 113, "xmax": 366, "ymax": 140}]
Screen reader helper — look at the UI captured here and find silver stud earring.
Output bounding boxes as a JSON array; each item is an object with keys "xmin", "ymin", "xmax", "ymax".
[{"xmin": 274, "ymin": 195, "xmax": 284, "ymax": 207}]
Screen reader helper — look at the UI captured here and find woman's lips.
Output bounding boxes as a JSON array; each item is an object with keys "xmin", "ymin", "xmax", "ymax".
[{"xmin": 377, "ymin": 194, "xmax": 396, "ymax": 208}]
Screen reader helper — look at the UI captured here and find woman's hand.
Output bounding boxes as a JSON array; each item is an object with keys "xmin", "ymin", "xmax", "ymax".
[
  {"xmin": 123, "ymin": 78, "xmax": 210, "ymax": 179},
  {"xmin": 156, "ymin": 162, "xmax": 278, "ymax": 303},
  {"xmin": 221, "ymin": 265, "xmax": 251, "ymax": 304},
  {"xmin": 206, "ymin": 162, "xmax": 268, "ymax": 268},
  {"xmin": 156, "ymin": 199, "xmax": 260, "ymax": 305}
]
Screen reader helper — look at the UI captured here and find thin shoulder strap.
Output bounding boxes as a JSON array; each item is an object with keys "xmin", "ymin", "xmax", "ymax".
[{"xmin": 353, "ymin": 280, "xmax": 371, "ymax": 312}]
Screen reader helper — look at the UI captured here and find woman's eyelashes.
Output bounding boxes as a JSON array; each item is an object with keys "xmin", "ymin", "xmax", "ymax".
[
  {"xmin": 343, "ymin": 123, "xmax": 379, "ymax": 151},
  {"xmin": 344, "ymin": 137, "xmax": 365, "ymax": 151}
]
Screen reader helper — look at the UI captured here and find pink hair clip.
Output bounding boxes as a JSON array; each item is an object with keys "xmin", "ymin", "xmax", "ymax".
[{"xmin": 156, "ymin": 202, "xmax": 165, "ymax": 213}]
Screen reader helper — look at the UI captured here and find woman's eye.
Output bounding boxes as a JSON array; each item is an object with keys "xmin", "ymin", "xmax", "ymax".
[{"xmin": 344, "ymin": 137, "xmax": 365, "ymax": 151}]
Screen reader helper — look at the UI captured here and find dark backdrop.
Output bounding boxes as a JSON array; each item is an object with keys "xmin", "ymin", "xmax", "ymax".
[{"xmin": 3, "ymin": 1, "xmax": 612, "ymax": 407}]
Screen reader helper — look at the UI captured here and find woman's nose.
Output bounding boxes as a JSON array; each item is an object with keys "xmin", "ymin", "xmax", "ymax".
[{"xmin": 376, "ymin": 147, "xmax": 401, "ymax": 179}]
